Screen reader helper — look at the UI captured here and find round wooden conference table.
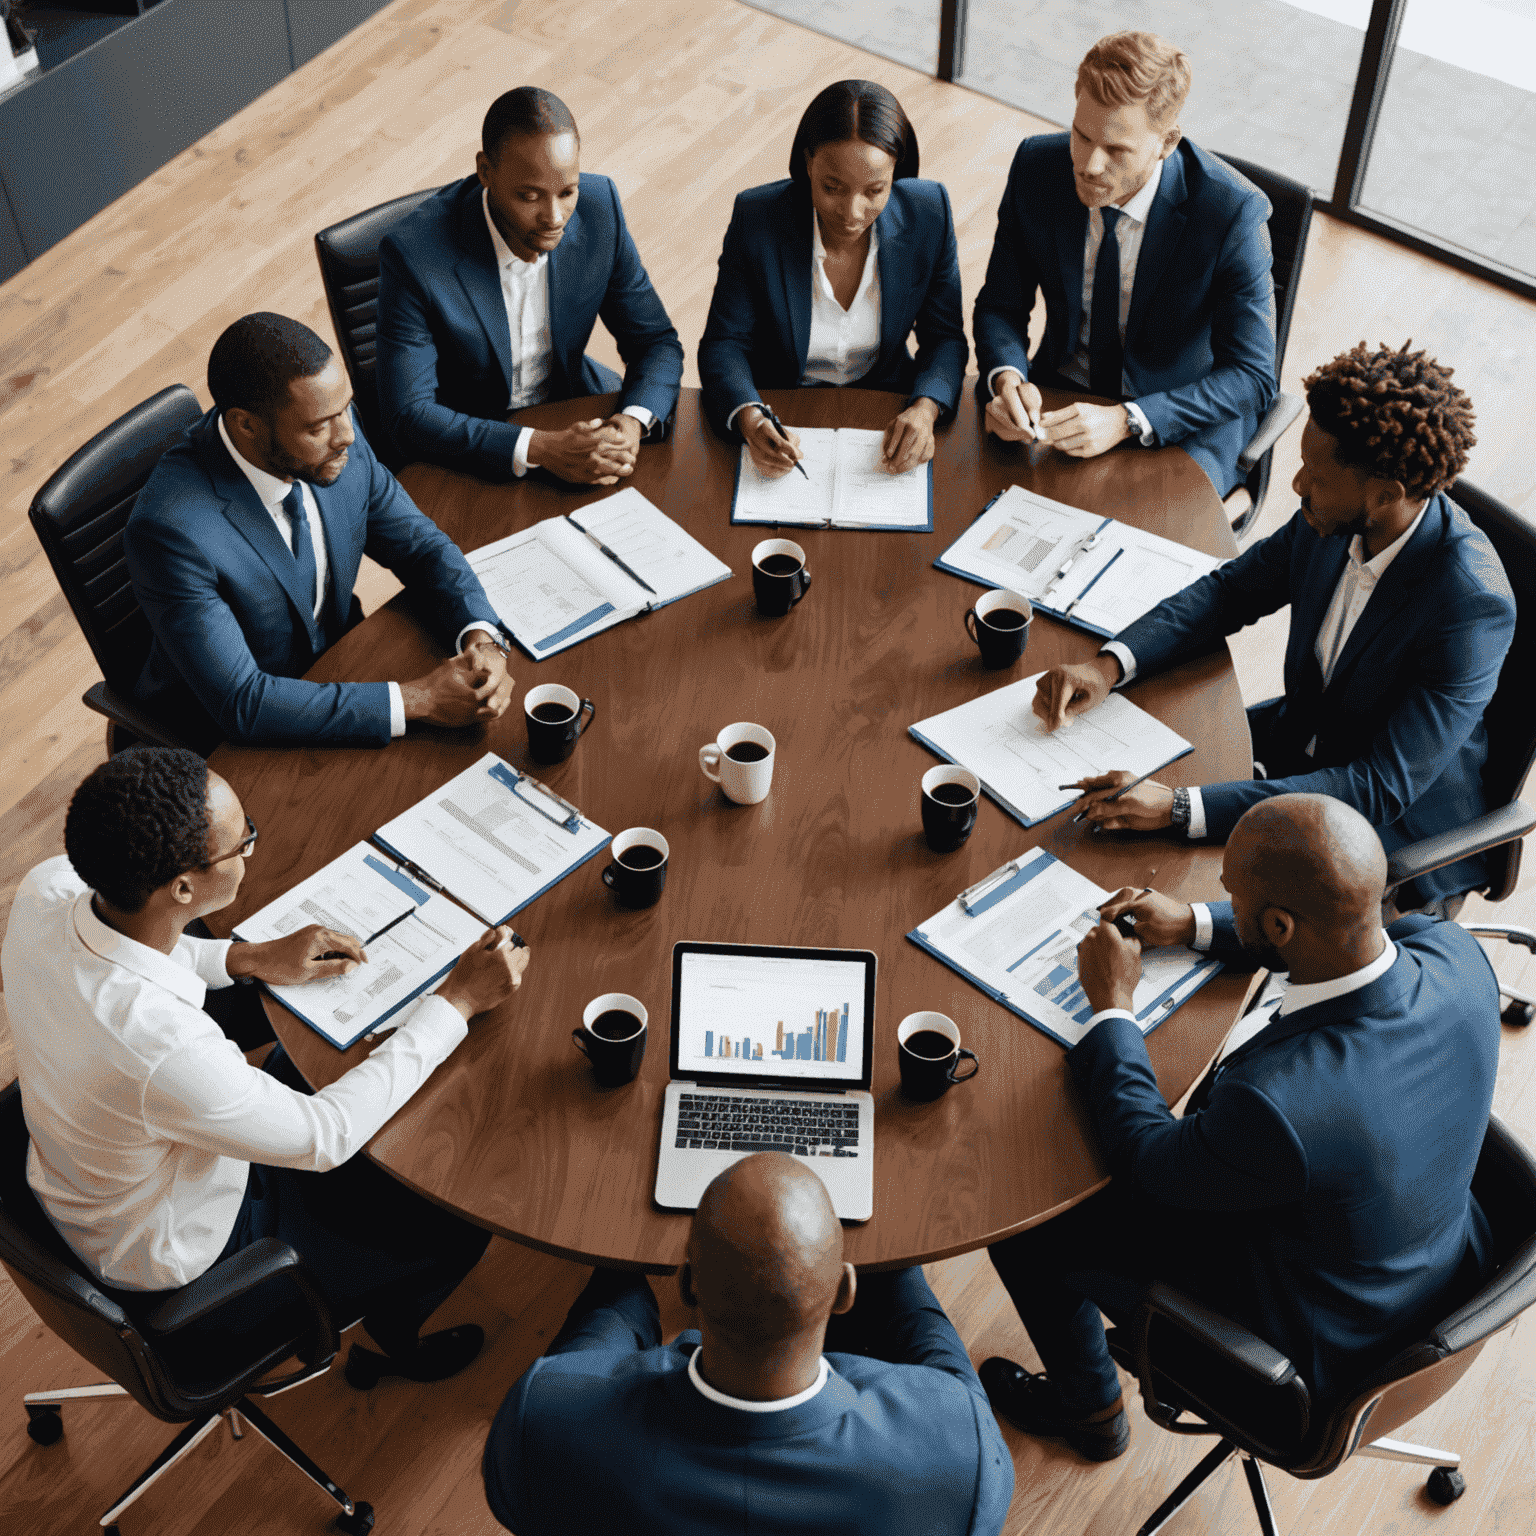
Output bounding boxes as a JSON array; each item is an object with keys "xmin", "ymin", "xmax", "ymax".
[{"xmin": 208, "ymin": 384, "xmax": 1253, "ymax": 1273}]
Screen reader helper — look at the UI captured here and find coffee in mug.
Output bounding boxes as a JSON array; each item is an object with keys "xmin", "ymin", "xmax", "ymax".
[
  {"xmin": 964, "ymin": 589, "xmax": 1033, "ymax": 670},
  {"xmin": 524, "ymin": 683, "xmax": 596, "ymax": 765},
  {"xmin": 920, "ymin": 765, "xmax": 981, "ymax": 853},
  {"xmin": 601, "ymin": 827, "xmax": 670, "ymax": 908},
  {"xmin": 573, "ymin": 992, "xmax": 648, "ymax": 1087},
  {"xmin": 699, "ymin": 722, "xmax": 776, "ymax": 805},
  {"xmin": 897, "ymin": 1011, "xmax": 979, "ymax": 1102},
  {"xmin": 751, "ymin": 538, "xmax": 812, "ymax": 617}
]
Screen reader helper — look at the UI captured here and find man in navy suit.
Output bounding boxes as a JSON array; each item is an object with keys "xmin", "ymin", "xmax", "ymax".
[
  {"xmin": 377, "ymin": 86, "xmax": 683, "ymax": 485},
  {"xmin": 974, "ymin": 31, "xmax": 1275, "ymax": 496},
  {"xmin": 981, "ymin": 794, "xmax": 1499, "ymax": 1459},
  {"xmin": 483, "ymin": 1153, "xmax": 1013, "ymax": 1534},
  {"xmin": 1038, "ymin": 342, "xmax": 1514, "ymax": 910},
  {"xmin": 125, "ymin": 312, "xmax": 513, "ymax": 750}
]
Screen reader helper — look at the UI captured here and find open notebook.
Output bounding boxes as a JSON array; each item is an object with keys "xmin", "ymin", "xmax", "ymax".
[{"xmin": 732, "ymin": 427, "xmax": 932, "ymax": 530}]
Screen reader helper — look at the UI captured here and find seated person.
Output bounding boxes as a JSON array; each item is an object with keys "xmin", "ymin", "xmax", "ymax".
[
  {"xmin": 974, "ymin": 31, "xmax": 1275, "ymax": 496},
  {"xmin": 125, "ymin": 312, "xmax": 514, "ymax": 751},
  {"xmin": 698, "ymin": 79, "xmax": 968, "ymax": 480},
  {"xmin": 981, "ymin": 793, "xmax": 1499, "ymax": 1458},
  {"xmin": 2, "ymin": 747, "xmax": 529, "ymax": 1385},
  {"xmin": 1036, "ymin": 341, "xmax": 1515, "ymax": 910},
  {"xmin": 378, "ymin": 85, "xmax": 684, "ymax": 485},
  {"xmin": 483, "ymin": 1152, "xmax": 1012, "ymax": 1534}
]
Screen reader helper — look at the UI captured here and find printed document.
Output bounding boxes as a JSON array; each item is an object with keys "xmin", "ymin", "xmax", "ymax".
[
  {"xmin": 911, "ymin": 672, "xmax": 1193, "ymax": 828},
  {"xmin": 733, "ymin": 428, "xmax": 932, "ymax": 529}
]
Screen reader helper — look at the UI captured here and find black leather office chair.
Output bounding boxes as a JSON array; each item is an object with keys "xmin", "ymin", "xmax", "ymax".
[
  {"xmin": 0, "ymin": 1081, "xmax": 374, "ymax": 1534},
  {"xmin": 28, "ymin": 384, "xmax": 204, "ymax": 755},
  {"xmin": 1214, "ymin": 153, "xmax": 1315, "ymax": 540},
  {"xmin": 1105, "ymin": 1115, "xmax": 1536, "ymax": 1534},
  {"xmin": 1384, "ymin": 478, "xmax": 1536, "ymax": 1023},
  {"xmin": 314, "ymin": 186, "xmax": 448, "ymax": 466}
]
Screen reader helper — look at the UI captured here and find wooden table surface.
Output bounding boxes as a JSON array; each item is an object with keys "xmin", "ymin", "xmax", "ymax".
[{"xmin": 209, "ymin": 384, "xmax": 1252, "ymax": 1273}]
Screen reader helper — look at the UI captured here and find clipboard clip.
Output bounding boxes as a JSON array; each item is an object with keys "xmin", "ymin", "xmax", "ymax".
[
  {"xmin": 510, "ymin": 770, "xmax": 584, "ymax": 833},
  {"xmin": 1039, "ymin": 527, "xmax": 1108, "ymax": 602},
  {"xmin": 959, "ymin": 859, "xmax": 1021, "ymax": 914}
]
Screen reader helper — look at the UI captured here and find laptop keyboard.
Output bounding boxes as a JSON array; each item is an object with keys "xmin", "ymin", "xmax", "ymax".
[{"xmin": 675, "ymin": 1092, "xmax": 862, "ymax": 1157}]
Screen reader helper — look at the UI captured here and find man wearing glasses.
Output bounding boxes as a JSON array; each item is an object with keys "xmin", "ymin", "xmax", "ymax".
[{"xmin": 2, "ymin": 747, "xmax": 527, "ymax": 1388}]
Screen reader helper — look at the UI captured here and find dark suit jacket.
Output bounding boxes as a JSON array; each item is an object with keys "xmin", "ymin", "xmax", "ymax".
[
  {"xmin": 972, "ymin": 135, "xmax": 1276, "ymax": 495},
  {"xmin": 124, "ymin": 408, "xmax": 498, "ymax": 748},
  {"xmin": 1070, "ymin": 911, "xmax": 1499, "ymax": 1406},
  {"xmin": 1116, "ymin": 493, "xmax": 1517, "ymax": 903},
  {"xmin": 483, "ymin": 1268, "xmax": 1013, "ymax": 1536},
  {"xmin": 697, "ymin": 177, "xmax": 968, "ymax": 439},
  {"xmin": 377, "ymin": 173, "xmax": 684, "ymax": 480}
]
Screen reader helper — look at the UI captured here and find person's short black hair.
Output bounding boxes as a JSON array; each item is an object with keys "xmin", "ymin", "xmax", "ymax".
[
  {"xmin": 789, "ymin": 80, "xmax": 919, "ymax": 184},
  {"xmin": 64, "ymin": 748, "xmax": 211, "ymax": 913},
  {"xmin": 207, "ymin": 312, "xmax": 332, "ymax": 418},
  {"xmin": 482, "ymin": 87, "xmax": 579, "ymax": 161}
]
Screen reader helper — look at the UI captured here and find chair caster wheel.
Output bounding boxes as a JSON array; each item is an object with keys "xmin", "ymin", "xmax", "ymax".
[
  {"xmin": 1501, "ymin": 999, "xmax": 1534, "ymax": 1027},
  {"xmin": 26, "ymin": 1406, "xmax": 63, "ymax": 1445},
  {"xmin": 1427, "ymin": 1467, "xmax": 1466, "ymax": 1504},
  {"xmin": 335, "ymin": 1499, "xmax": 376, "ymax": 1534},
  {"xmin": 343, "ymin": 1346, "xmax": 381, "ymax": 1391}
]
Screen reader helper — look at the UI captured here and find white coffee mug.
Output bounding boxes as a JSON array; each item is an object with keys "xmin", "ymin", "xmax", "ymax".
[{"xmin": 699, "ymin": 722, "xmax": 776, "ymax": 806}]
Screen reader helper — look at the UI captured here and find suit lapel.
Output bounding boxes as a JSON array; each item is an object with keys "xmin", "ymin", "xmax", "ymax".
[
  {"xmin": 1290, "ymin": 533, "xmax": 1350, "ymax": 685},
  {"xmin": 547, "ymin": 198, "xmax": 583, "ymax": 376},
  {"xmin": 785, "ymin": 189, "xmax": 814, "ymax": 376},
  {"xmin": 874, "ymin": 192, "xmax": 908, "ymax": 365},
  {"xmin": 456, "ymin": 186, "xmax": 515, "ymax": 399},
  {"xmin": 1125, "ymin": 148, "xmax": 1187, "ymax": 348},
  {"xmin": 1054, "ymin": 181, "xmax": 1087, "ymax": 364}
]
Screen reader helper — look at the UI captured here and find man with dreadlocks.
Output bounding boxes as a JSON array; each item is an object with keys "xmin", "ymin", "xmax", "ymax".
[{"xmin": 1032, "ymin": 340, "xmax": 1515, "ymax": 912}]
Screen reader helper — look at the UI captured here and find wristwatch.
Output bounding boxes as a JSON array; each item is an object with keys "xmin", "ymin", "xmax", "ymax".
[{"xmin": 1169, "ymin": 786, "xmax": 1191, "ymax": 832}]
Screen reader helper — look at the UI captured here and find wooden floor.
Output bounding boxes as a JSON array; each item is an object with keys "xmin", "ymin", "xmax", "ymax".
[{"xmin": 1, "ymin": 0, "xmax": 1534, "ymax": 1531}]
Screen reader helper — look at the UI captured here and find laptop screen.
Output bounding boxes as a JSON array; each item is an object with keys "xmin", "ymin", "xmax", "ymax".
[{"xmin": 672, "ymin": 943, "xmax": 876, "ymax": 1089}]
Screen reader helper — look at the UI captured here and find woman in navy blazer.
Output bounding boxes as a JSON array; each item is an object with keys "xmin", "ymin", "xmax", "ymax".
[{"xmin": 698, "ymin": 81, "xmax": 967, "ymax": 479}]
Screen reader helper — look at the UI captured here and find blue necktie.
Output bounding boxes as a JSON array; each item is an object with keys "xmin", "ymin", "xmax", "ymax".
[
  {"xmin": 283, "ymin": 483, "xmax": 318, "ymax": 623},
  {"xmin": 1088, "ymin": 206, "xmax": 1124, "ymax": 399}
]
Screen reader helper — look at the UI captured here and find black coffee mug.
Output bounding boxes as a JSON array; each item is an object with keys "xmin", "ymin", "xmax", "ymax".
[
  {"xmin": 525, "ymin": 683, "xmax": 596, "ymax": 765},
  {"xmin": 572, "ymin": 992, "xmax": 648, "ymax": 1087},
  {"xmin": 920, "ymin": 765, "xmax": 981, "ymax": 853},
  {"xmin": 602, "ymin": 827, "xmax": 670, "ymax": 908},
  {"xmin": 897, "ymin": 1012, "xmax": 980, "ymax": 1102},
  {"xmin": 751, "ymin": 537, "xmax": 812, "ymax": 617},
  {"xmin": 964, "ymin": 588, "xmax": 1033, "ymax": 670}
]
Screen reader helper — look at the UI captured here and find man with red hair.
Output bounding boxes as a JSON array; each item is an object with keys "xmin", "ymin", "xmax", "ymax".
[{"xmin": 975, "ymin": 30, "xmax": 1276, "ymax": 496}]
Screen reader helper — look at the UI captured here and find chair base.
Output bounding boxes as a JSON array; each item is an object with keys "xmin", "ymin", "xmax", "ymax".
[{"xmin": 1466, "ymin": 925, "xmax": 1536, "ymax": 1025}]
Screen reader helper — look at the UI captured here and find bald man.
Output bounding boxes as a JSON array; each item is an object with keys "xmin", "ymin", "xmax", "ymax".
[
  {"xmin": 482, "ymin": 1154, "xmax": 1013, "ymax": 1534},
  {"xmin": 981, "ymin": 793, "xmax": 1499, "ymax": 1458}
]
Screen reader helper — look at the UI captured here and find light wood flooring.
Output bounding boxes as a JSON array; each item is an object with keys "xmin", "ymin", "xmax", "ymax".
[{"xmin": 1, "ymin": 0, "xmax": 1534, "ymax": 1531}]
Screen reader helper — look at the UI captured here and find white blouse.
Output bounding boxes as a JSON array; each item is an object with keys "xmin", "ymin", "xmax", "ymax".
[{"xmin": 802, "ymin": 217, "xmax": 881, "ymax": 386}]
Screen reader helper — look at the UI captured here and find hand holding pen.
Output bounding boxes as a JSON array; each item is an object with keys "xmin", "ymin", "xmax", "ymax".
[
  {"xmin": 742, "ymin": 405, "xmax": 808, "ymax": 480},
  {"xmin": 1095, "ymin": 884, "xmax": 1197, "ymax": 949},
  {"xmin": 1061, "ymin": 769, "xmax": 1177, "ymax": 831}
]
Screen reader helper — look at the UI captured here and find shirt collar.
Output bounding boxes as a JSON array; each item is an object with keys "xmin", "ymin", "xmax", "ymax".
[
  {"xmin": 1105, "ymin": 157, "xmax": 1163, "ymax": 229},
  {"xmin": 217, "ymin": 413, "xmax": 295, "ymax": 514},
  {"xmin": 687, "ymin": 1347, "xmax": 831, "ymax": 1412},
  {"xmin": 1346, "ymin": 502, "xmax": 1429, "ymax": 584},
  {"xmin": 1277, "ymin": 933, "xmax": 1396, "ymax": 1017},
  {"xmin": 812, "ymin": 216, "xmax": 880, "ymax": 292},
  {"xmin": 71, "ymin": 892, "xmax": 209, "ymax": 1008},
  {"xmin": 482, "ymin": 187, "xmax": 547, "ymax": 275}
]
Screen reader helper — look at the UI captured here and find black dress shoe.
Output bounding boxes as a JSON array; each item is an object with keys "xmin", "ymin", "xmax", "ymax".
[
  {"xmin": 344, "ymin": 1325, "xmax": 484, "ymax": 1389},
  {"xmin": 978, "ymin": 1356, "xmax": 1130, "ymax": 1461}
]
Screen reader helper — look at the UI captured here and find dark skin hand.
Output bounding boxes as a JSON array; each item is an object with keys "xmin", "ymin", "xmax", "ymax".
[
  {"xmin": 1097, "ymin": 886, "xmax": 1197, "ymax": 948},
  {"xmin": 399, "ymin": 636, "xmax": 514, "ymax": 727},
  {"xmin": 1032, "ymin": 653, "xmax": 1122, "ymax": 732},
  {"xmin": 434, "ymin": 926, "xmax": 531, "ymax": 1022},
  {"xmin": 1077, "ymin": 918, "xmax": 1144, "ymax": 1014},
  {"xmin": 1067, "ymin": 769, "xmax": 1176, "ymax": 832}
]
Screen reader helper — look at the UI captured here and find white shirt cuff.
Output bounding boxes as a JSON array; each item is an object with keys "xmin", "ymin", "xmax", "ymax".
[
  {"xmin": 1124, "ymin": 401, "xmax": 1156, "ymax": 445},
  {"xmin": 513, "ymin": 426, "xmax": 534, "ymax": 477},
  {"xmin": 456, "ymin": 623, "xmax": 501, "ymax": 654},
  {"xmin": 987, "ymin": 366, "xmax": 1024, "ymax": 399},
  {"xmin": 1187, "ymin": 786, "xmax": 1208, "ymax": 840},
  {"xmin": 1084, "ymin": 1006, "xmax": 1137, "ymax": 1035},
  {"xmin": 188, "ymin": 936, "xmax": 236, "ymax": 990},
  {"xmin": 621, "ymin": 405, "xmax": 654, "ymax": 431},
  {"xmin": 1190, "ymin": 902, "xmax": 1214, "ymax": 951},
  {"xmin": 388, "ymin": 682, "xmax": 405, "ymax": 738},
  {"xmin": 1101, "ymin": 641, "xmax": 1138, "ymax": 685},
  {"xmin": 726, "ymin": 401, "xmax": 764, "ymax": 436}
]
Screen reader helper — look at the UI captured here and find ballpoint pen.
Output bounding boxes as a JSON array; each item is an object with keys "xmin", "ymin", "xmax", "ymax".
[
  {"xmin": 565, "ymin": 514, "xmax": 657, "ymax": 596},
  {"xmin": 757, "ymin": 404, "xmax": 810, "ymax": 481}
]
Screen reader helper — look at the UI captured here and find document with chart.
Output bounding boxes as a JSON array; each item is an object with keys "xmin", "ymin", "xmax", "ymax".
[
  {"xmin": 732, "ymin": 427, "xmax": 933, "ymax": 530},
  {"xmin": 910, "ymin": 673, "xmax": 1194, "ymax": 828},
  {"xmin": 908, "ymin": 848, "xmax": 1222, "ymax": 1048},
  {"xmin": 935, "ymin": 485, "xmax": 1224, "ymax": 637},
  {"xmin": 467, "ymin": 488, "xmax": 731, "ymax": 658}
]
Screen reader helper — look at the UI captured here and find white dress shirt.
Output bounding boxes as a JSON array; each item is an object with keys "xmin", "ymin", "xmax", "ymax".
[
  {"xmin": 217, "ymin": 416, "xmax": 498, "ymax": 738},
  {"xmin": 481, "ymin": 190, "xmax": 652, "ymax": 477},
  {"xmin": 2, "ymin": 857, "xmax": 468, "ymax": 1291},
  {"xmin": 803, "ymin": 217, "xmax": 881, "ymax": 386},
  {"xmin": 988, "ymin": 158, "xmax": 1162, "ymax": 443},
  {"xmin": 687, "ymin": 1346, "xmax": 831, "ymax": 1411}
]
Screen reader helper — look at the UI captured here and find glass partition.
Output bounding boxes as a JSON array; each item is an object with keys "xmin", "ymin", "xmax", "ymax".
[{"xmin": 741, "ymin": 0, "xmax": 943, "ymax": 77}]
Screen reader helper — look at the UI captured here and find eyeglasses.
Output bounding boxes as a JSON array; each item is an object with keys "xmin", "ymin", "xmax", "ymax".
[{"xmin": 201, "ymin": 816, "xmax": 258, "ymax": 867}]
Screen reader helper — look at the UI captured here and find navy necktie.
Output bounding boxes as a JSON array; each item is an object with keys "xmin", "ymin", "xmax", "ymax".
[
  {"xmin": 283, "ymin": 483, "xmax": 318, "ymax": 623},
  {"xmin": 1088, "ymin": 206, "xmax": 1124, "ymax": 399}
]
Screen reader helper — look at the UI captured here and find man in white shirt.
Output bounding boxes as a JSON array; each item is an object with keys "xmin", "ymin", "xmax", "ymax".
[
  {"xmin": 483, "ymin": 1152, "xmax": 1013, "ymax": 1535},
  {"xmin": 125, "ymin": 312, "xmax": 515, "ymax": 751},
  {"xmin": 981, "ymin": 794, "xmax": 1499, "ymax": 1454},
  {"xmin": 4, "ymin": 747, "xmax": 529, "ymax": 1386},
  {"xmin": 1032, "ymin": 341, "xmax": 1514, "ymax": 911},
  {"xmin": 377, "ymin": 86, "xmax": 684, "ymax": 485}
]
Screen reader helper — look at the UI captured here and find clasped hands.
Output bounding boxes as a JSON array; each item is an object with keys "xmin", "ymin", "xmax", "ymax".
[
  {"xmin": 400, "ymin": 635, "xmax": 514, "ymax": 729},
  {"xmin": 985, "ymin": 371, "xmax": 1131, "ymax": 459},
  {"xmin": 527, "ymin": 412, "xmax": 644, "ymax": 485},
  {"xmin": 1077, "ymin": 886, "xmax": 1197, "ymax": 1014},
  {"xmin": 741, "ymin": 397, "xmax": 939, "ymax": 480}
]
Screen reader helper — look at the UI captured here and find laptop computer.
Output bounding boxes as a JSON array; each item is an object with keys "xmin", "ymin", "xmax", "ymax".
[{"xmin": 654, "ymin": 940, "xmax": 878, "ymax": 1221}]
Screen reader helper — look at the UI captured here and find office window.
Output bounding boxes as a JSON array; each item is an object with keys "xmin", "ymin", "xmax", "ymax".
[
  {"xmin": 742, "ymin": 1, "xmax": 942, "ymax": 78},
  {"xmin": 1356, "ymin": 0, "xmax": 1536, "ymax": 282},
  {"xmin": 954, "ymin": 1, "xmax": 1366, "ymax": 196}
]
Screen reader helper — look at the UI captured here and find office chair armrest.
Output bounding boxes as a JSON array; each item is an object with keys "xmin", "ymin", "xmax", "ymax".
[
  {"xmin": 1385, "ymin": 800, "xmax": 1536, "ymax": 887},
  {"xmin": 81, "ymin": 682, "xmax": 190, "ymax": 751},
  {"xmin": 1236, "ymin": 392, "xmax": 1305, "ymax": 473},
  {"xmin": 1434, "ymin": 1232, "xmax": 1536, "ymax": 1354},
  {"xmin": 1139, "ymin": 1283, "xmax": 1298, "ymax": 1385}
]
